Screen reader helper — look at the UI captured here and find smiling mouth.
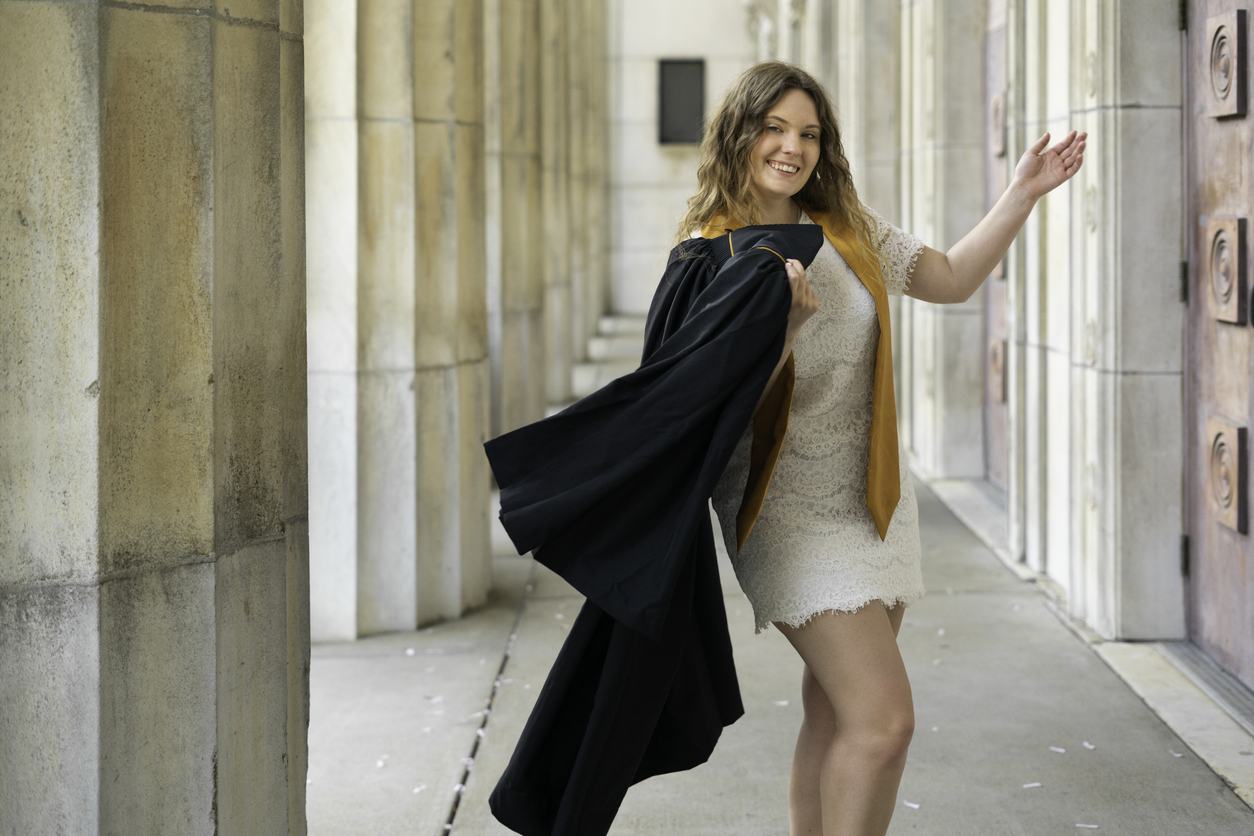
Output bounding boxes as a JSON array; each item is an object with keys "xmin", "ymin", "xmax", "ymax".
[{"xmin": 768, "ymin": 160, "xmax": 799, "ymax": 174}]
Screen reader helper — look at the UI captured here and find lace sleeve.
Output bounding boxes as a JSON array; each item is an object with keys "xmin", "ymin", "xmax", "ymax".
[{"xmin": 864, "ymin": 206, "xmax": 924, "ymax": 296}]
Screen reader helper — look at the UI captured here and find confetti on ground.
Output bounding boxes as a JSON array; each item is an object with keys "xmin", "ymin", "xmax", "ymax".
[
  {"xmin": 524, "ymin": 683, "xmax": 532, "ymax": 690},
  {"xmin": 405, "ymin": 648, "xmax": 415, "ymax": 656},
  {"xmin": 555, "ymin": 613, "xmax": 565, "ymax": 620},
  {"xmin": 937, "ymin": 628, "xmax": 946, "ymax": 636},
  {"xmin": 376, "ymin": 760, "xmax": 386, "ymax": 768},
  {"xmin": 422, "ymin": 727, "xmax": 433, "ymax": 733},
  {"xmin": 1083, "ymin": 741, "xmax": 1096, "ymax": 750},
  {"xmin": 773, "ymin": 700, "xmax": 790, "ymax": 706},
  {"xmin": 1023, "ymin": 782, "xmax": 1041, "ymax": 789},
  {"xmin": 479, "ymin": 658, "xmax": 487, "ymax": 665},
  {"xmin": 1170, "ymin": 750, "xmax": 1183, "ymax": 758},
  {"xmin": 462, "ymin": 757, "xmax": 474, "ymax": 768},
  {"xmin": 1049, "ymin": 746, "xmax": 1066, "ymax": 753},
  {"xmin": 931, "ymin": 726, "xmax": 939, "ymax": 732},
  {"xmin": 1013, "ymin": 603, "xmax": 1021, "ymax": 612},
  {"xmin": 902, "ymin": 800, "xmax": 920, "ymax": 809},
  {"xmin": 477, "ymin": 728, "xmax": 485, "ymax": 738},
  {"xmin": 453, "ymin": 784, "xmax": 466, "ymax": 794},
  {"xmin": 306, "ymin": 778, "xmax": 313, "ymax": 785},
  {"xmin": 413, "ymin": 785, "xmax": 427, "ymax": 794},
  {"xmin": 932, "ymin": 659, "xmax": 941, "ymax": 666},
  {"xmin": 1076, "ymin": 825, "xmax": 1098, "ymax": 829}
]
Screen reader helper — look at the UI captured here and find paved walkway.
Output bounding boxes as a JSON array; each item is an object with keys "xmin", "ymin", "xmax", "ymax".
[{"xmin": 307, "ymin": 482, "xmax": 1254, "ymax": 835}]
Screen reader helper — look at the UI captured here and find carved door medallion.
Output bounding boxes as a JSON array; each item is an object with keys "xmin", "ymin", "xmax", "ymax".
[
  {"xmin": 1207, "ymin": 216, "xmax": 1246, "ymax": 323},
  {"xmin": 1207, "ymin": 415, "xmax": 1248, "ymax": 533},
  {"xmin": 1208, "ymin": 10, "xmax": 1247, "ymax": 118}
]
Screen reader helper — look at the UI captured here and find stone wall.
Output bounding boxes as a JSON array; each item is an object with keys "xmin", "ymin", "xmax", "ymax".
[
  {"xmin": 0, "ymin": 0, "xmax": 309, "ymax": 832},
  {"xmin": 607, "ymin": 0, "xmax": 756, "ymax": 315}
]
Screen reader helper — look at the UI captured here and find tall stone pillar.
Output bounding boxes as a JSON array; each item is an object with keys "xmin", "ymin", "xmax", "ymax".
[
  {"xmin": 541, "ymin": 0, "xmax": 574, "ymax": 402},
  {"xmin": 897, "ymin": 0, "xmax": 986, "ymax": 479},
  {"xmin": 0, "ymin": 0, "xmax": 309, "ymax": 832},
  {"xmin": 413, "ymin": 0, "xmax": 492, "ymax": 619},
  {"xmin": 306, "ymin": 0, "xmax": 358, "ymax": 640},
  {"xmin": 488, "ymin": 0, "xmax": 546, "ymax": 436}
]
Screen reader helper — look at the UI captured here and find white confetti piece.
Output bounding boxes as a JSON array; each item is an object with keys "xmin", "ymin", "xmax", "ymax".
[
  {"xmin": 510, "ymin": 632, "xmax": 518, "ymax": 641},
  {"xmin": 405, "ymin": 648, "xmax": 416, "ymax": 656},
  {"xmin": 524, "ymin": 683, "xmax": 532, "ymax": 690},
  {"xmin": 479, "ymin": 658, "xmax": 487, "ymax": 665},
  {"xmin": 306, "ymin": 778, "xmax": 313, "ymax": 785},
  {"xmin": 477, "ymin": 728, "xmax": 486, "ymax": 738},
  {"xmin": 1169, "ymin": 750, "xmax": 1183, "ymax": 758},
  {"xmin": 1023, "ymin": 782, "xmax": 1041, "ymax": 789},
  {"xmin": 555, "ymin": 613, "xmax": 565, "ymax": 620},
  {"xmin": 937, "ymin": 628, "xmax": 946, "ymax": 636},
  {"xmin": 1083, "ymin": 741, "xmax": 1096, "ymax": 750},
  {"xmin": 931, "ymin": 726, "xmax": 939, "ymax": 732},
  {"xmin": 1076, "ymin": 825, "xmax": 1098, "ymax": 829},
  {"xmin": 902, "ymin": 800, "xmax": 920, "ymax": 809},
  {"xmin": 462, "ymin": 757, "xmax": 475, "ymax": 767},
  {"xmin": 453, "ymin": 784, "xmax": 466, "ymax": 794},
  {"xmin": 376, "ymin": 760, "xmax": 386, "ymax": 768},
  {"xmin": 773, "ymin": 700, "xmax": 790, "ymax": 707},
  {"xmin": 932, "ymin": 659, "xmax": 941, "ymax": 666},
  {"xmin": 422, "ymin": 726, "xmax": 433, "ymax": 733},
  {"xmin": 413, "ymin": 785, "xmax": 427, "ymax": 794},
  {"xmin": 1050, "ymin": 747, "xmax": 1066, "ymax": 753}
]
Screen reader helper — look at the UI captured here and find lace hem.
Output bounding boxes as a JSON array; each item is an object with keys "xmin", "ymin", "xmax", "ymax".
[
  {"xmin": 762, "ymin": 590, "xmax": 927, "ymax": 634},
  {"xmin": 864, "ymin": 205, "xmax": 925, "ymax": 296}
]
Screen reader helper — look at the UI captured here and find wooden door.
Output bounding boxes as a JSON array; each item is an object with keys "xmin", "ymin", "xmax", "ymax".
[
  {"xmin": 1186, "ymin": 0, "xmax": 1254, "ymax": 690},
  {"xmin": 983, "ymin": 0, "xmax": 1010, "ymax": 492}
]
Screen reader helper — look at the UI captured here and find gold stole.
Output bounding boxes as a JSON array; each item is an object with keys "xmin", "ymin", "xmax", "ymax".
[{"xmin": 701, "ymin": 211, "xmax": 901, "ymax": 547}]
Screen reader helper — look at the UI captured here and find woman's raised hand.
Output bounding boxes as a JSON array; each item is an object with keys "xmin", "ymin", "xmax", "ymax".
[
  {"xmin": 785, "ymin": 258, "xmax": 819, "ymax": 340},
  {"xmin": 1013, "ymin": 130, "xmax": 1087, "ymax": 201}
]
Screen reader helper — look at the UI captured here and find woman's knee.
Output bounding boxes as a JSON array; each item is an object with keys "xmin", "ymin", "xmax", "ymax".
[{"xmin": 845, "ymin": 705, "xmax": 914, "ymax": 765}]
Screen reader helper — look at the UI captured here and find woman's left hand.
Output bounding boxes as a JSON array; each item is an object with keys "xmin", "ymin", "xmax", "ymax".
[{"xmin": 1013, "ymin": 130, "xmax": 1087, "ymax": 200}]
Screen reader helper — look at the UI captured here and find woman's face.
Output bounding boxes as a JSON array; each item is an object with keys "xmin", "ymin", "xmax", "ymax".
[{"xmin": 748, "ymin": 88, "xmax": 821, "ymax": 205}]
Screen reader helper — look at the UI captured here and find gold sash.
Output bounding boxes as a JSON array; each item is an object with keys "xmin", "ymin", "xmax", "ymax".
[{"xmin": 701, "ymin": 211, "xmax": 901, "ymax": 545}]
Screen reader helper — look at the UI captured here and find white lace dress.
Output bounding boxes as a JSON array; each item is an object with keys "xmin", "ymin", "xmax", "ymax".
[{"xmin": 711, "ymin": 208, "xmax": 926, "ymax": 632}]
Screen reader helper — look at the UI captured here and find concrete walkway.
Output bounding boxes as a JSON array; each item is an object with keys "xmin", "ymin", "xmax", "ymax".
[{"xmin": 308, "ymin": 483, "xmax": 1254, "ymax": 835}]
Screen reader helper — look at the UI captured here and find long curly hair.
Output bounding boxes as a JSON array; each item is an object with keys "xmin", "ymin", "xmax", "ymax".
[{"xmin": 677, "ymin": 61, "xmax": 873, "ymax": 243}]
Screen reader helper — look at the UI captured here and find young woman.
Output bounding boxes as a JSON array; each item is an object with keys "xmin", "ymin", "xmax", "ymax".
[{"xmin": 687, "ymin": 62, "xmax": 1086, "ymax": 836}]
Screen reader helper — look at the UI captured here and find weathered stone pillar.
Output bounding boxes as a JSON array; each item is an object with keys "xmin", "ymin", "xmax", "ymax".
[
  {"xmin": 488, "ymin": 0, "xmax": 546, "ymax": 436},
  {"xmin": 355, "ymin": 0, "xmax": 419, "ymax": 634},
  {"xmin": 541, "ymin": 0, "xmax": 574, "ymax": 402},
  {"xmin": 0, "ymin": 0, "xmax": 309, "ymax": 832},
  {"xmin": 306, "ymin": 0, "xmax": 358, "ymax": 640},
  {"xmin": 897, "ymin": 0, "xmax": 986, "ymax": 479},
  {"xmin": 413, "ymin": 0, "xmax": 492, "ymax": 619}
]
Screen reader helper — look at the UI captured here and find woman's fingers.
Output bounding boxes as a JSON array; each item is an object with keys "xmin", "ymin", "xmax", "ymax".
[{"xmin": 1030, "ymin": 132, "xmax": 1051, "ymax": 154}]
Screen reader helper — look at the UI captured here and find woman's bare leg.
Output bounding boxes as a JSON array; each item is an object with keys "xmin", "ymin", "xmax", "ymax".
[{"xmin": 779, "ymin": 603, "xmax": 911, "ymax": 836}]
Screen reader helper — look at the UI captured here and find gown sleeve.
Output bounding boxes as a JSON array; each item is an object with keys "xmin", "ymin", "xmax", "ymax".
[{"xmin": 864, "ymin": 205, "xmax": 925, "ymax": 297}]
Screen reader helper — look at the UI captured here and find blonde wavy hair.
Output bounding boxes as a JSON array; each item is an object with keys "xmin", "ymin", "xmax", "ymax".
[{"xmin": 677, "ymin": 61, "xmax": 873, "ymax": 244}]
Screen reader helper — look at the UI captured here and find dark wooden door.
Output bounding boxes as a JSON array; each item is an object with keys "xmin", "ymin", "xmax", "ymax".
[
  {"xmin": 1186, "ymin": 0, "xmax": 1254, "ymax": 690},
  {"xmin": 983, "ymin": 0, "xmax": 1009, "ymax": 492}
]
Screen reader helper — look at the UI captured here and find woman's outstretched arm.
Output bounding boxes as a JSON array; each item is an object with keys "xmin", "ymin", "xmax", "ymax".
[{"xmin": 905, "ymin": 130, "xmax": 1087, "ymax": 304}]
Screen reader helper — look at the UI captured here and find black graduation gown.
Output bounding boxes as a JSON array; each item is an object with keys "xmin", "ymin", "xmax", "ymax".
[{"xmin": 484, "ymin": 223, "xmax": 825, "ymax": 836}]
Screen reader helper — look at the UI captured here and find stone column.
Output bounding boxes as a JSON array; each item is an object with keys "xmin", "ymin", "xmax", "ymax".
[
  {"xmin": 356, "ymin": 0, "xmax": 419, "ymax": 634},
  {"xmin": 413, "ymin": 0, "xmax": 492, "ymax": 619},
  {"xmin": 306, "ymin": 0, "xmax": 358, "ymax": 641},
  {"xmin": 541, "ymin": 0, "xmax": 574, "ymax": 402},
  {"xmin": 0, "ymin": 0, "xmax": 309, "ymax": 832},
  {"xmin": 488, "ymin": 0, "xmax": 546, "ymax": 436},
  {"xmin": 897, "ymin": 0, "xmax": 986, "ymax": 479}
]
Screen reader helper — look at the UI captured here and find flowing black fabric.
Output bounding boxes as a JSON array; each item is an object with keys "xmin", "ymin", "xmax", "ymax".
[{"xmin": 485, "ymin": 224, "xmax": 825, "ymax": 836}]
